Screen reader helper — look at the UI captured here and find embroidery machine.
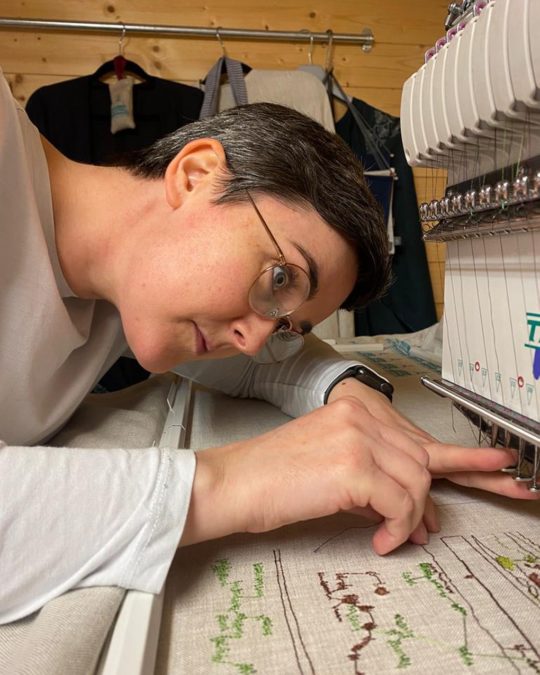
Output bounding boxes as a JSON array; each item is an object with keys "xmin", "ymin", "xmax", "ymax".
[{"xmin": 400, "ymin": 0, "xmax": 540, "ymax": 489}]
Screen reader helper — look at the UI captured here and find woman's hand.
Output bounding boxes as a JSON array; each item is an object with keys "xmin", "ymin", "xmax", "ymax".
[
  {"xmin": 327, "ymin": 377, "xmax": 540, "ymax": 500},
  {"xmin": 181, "ymin": 395, "xmax": 433, "ymax": 554}
]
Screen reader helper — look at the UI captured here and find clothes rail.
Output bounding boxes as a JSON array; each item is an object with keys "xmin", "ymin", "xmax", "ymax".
[{"xmin": 0, "ymin": 18, "xmax": 375, "ymax": 51}]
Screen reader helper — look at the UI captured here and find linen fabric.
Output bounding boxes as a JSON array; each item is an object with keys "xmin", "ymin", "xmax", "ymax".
[
  {"xmin": 0, "ymin": 588, "xmax": 124, "ymax": 675},
  {"xmin": 156, "ymin": 351, "xmax": 540, "ymax": 674}
]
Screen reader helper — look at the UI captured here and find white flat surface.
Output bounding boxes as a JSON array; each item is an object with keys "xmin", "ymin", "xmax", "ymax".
[{"xmin": 97, "ymin": 377, "xmax": 193, "ymax": 675}]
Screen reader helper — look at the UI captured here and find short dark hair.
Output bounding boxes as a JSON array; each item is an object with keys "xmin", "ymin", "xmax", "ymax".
[{"xmin": 119, "ymin": 103, "xmax": 390, "ymax": 309}]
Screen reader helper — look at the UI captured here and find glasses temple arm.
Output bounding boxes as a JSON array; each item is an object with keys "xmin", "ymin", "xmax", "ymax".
[{"xmin": 245, "ymin": 190, "xmax": 287, "ymax": 264}]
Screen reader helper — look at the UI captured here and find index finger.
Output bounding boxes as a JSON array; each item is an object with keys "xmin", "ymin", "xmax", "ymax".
[
  {"xmin": 425, "ymin": 443, "xmax": 516, "ymax": 475},
  {"xmin": 362, "ymin": 472, "xmax": 429, "ymax": 556}
]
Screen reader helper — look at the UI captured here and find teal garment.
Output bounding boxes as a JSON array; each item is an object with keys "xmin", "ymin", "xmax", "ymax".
[{"xmin": 336, "ymin": 98, "xmax": 437, "ymax": 335}]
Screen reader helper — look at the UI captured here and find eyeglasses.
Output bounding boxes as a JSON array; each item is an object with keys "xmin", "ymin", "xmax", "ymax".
[{"xmin": 245, "ymin": 190, "xmax": 311, "ymax": 364}]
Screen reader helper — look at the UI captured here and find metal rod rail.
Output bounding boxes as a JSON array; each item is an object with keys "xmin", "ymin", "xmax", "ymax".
[
  {"xmin": 0, "ymin": 18, "xmax": 375, "ymax": 50},
  {"xmin": 421, "ymin": 376, "xmax": 540, "ymax": 447}
]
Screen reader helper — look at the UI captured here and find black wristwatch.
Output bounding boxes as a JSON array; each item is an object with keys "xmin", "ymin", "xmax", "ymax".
[{"xmin": 325, "ymin": 365, "xmax": 394, "ymax": 403}]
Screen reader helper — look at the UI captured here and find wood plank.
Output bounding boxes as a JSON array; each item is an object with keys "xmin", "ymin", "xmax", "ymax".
[
  {"xmin": 0, "ymin": 32, "xmax": 429, "ymax": 90},
  {"xmin": 0, "ymin": 0, "xmax": 449, "ymax": 47},
  {"xmin": 425, "ymin": 241, "xmax": 447, "ymax": 263},
  {"xmin": 413, "ymin": 170, "xmax": 448, "ymax": 197},
  {"xmin": 429, "ymin": 268, "xmax": 446, "ymax": 298},
  {"xmin": 427, "ymin": 256, "xmax": 446, "ymax": 310}
]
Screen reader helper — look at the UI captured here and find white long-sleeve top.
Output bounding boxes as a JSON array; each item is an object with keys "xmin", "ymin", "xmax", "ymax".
[{"xmin": 0, "ymin": 69, "xmax": 366, "ymax": 623}]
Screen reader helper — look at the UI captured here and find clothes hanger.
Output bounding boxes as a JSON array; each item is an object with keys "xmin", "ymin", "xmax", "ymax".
[
  {"xmin": 295, "ymin": 31, "xmax": 383, "ymax": 157},
  {"xmin": 92, "ymin": 23, "xmax": 150, "ymax": 83},
  {"xmin": 311, "ymin": 30, "xmax": 393, "ymax": 170},
  {"xmin": 200, "ymin": 27, "xmax": 251, "ymax": 84},
  {"xmin": 296, "ymin": 32, "xmax": 376, "ymax": 143},
  {"xmin": 297, "ymin": 33, "xmax": 326, "ymax": 79},
  {"xmin": 298, "ymin": 33, "xmax": 397, "ymax": 251},
  {"xmin": 296, "ymin": 29, "xmax": 379, "ymax": 142},
  {"xmin": 297, "ymin": 31, "xmax": 346, "ymax": 100},
  {"xmin": 112, "ymin": 22, "xmax": 127, "ymax": 79},
  {"xmin": 199, "ymin": 28, "xmax": 250, "ymax": 118}
]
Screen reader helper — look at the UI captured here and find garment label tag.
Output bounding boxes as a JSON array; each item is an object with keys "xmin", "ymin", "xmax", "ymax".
[{"xmin": 108, "ymin": 76, "xmax": 136, "ymax": 134}]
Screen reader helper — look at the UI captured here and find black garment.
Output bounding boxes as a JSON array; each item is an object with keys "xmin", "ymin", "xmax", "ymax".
[
  {"xmin": 26, "ymin": 67, "xmax": 203, "ymax": 165},
  {"xmin": 336, "ymin": 98, "xmax": 437, "ymax": 335},
  {"xmin": 26, "ymin": 68, "xmax": 203, "ymax": 390}
]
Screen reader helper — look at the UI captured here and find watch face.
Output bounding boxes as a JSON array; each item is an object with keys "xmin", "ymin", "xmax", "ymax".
[
  {"xmin": 356, "ymin": 367, "xmax": 394, "ymax": 401},
  {"xmin": 327, "ymin": 366, "xmax": 393, "ymax": 403}
]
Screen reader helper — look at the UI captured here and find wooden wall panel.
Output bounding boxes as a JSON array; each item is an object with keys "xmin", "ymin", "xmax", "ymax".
[
  {"xmin": 414, "ymin": 168, "xmax": 448, "ymax": 320},
  {"xmin": 0, "ymin": 0, "xmax": 447, "ymax": 107},
  {"xmin": 0, "ymin": 0, "xmax": 449, "ymax": 320},
  {"xmin": 0, "ymin": 1, "xmax": 448, "ymax": 46},
  {"xmin": 0, "ymin": 33, "xmax": 429, "ymax": 91}
]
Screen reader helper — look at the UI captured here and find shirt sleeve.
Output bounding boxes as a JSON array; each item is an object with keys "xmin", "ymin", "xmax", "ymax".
[
  {"xmin": 0, "ymin": 441, "xmax": 195, "ymax": 624},
  {"xmin": 173, "ymin": 335, "xmax": 375, "ymax": 419}
]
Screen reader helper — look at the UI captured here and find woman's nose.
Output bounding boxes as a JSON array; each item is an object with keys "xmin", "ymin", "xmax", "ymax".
[{"xmin": 229, "ymin": 314, "xmax": 276, "ymax": 356}]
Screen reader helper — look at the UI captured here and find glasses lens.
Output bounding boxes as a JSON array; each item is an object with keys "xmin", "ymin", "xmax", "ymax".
[
  {"xmin": 249, "ymin": 263, "xmax": 310, "ymax": 318},
  {"xmin": 253, "ymin": 330, "xmax": 304, "ymax": 364}
]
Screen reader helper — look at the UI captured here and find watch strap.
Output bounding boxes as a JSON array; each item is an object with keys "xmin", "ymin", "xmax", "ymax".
[{"xmin": 325, "ymin": 365, "xmax": 394, "ymax": 403}]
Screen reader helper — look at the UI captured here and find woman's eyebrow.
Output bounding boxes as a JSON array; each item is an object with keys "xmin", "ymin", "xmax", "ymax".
[{"xmin": 292, "ymin": 243, "xmax": 319, "ymax": 300}]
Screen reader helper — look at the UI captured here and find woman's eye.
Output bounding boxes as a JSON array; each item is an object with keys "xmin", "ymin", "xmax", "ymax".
[{"xmin": 272, "ymin": 266, "xmax": 289, "ymax": 290}]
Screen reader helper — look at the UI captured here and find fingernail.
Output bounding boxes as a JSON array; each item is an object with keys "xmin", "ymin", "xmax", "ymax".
[
  {"xmin": 428, "ymin": 519, "xmax": 441, "ymax": 533},
  {"xmin": 419, "ymin": 526, "xmax": 429, "ymax": 545},
  {"xmin": 501, "ymin": 465, "xmax": 517, "ymax": 474},
  {"xmin": 412, "ymin": 523, "xmax": 429, "ymax": 545}
]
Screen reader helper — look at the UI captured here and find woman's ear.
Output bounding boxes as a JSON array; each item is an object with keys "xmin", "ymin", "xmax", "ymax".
[{"xmin": 164, "ymin": 138, "xmax": 226, "ymax": 208}]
